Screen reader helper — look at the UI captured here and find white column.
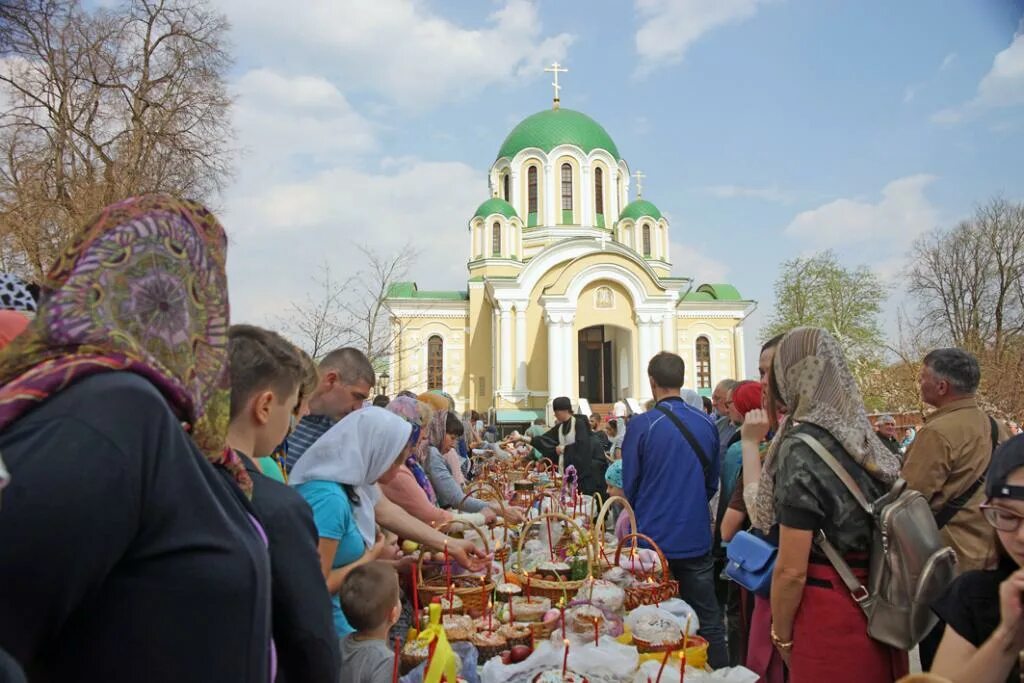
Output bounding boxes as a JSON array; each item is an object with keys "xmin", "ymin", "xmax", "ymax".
[
  {"xmin": 546, "ymin": 312, "xmax": 562, "ymax": 398},
  {"xmin": 562, "ymin": 317, "xmax": 576, "ymax": 401},
  {"xmin": 499, "ymin": 304, "xmax": 513, "ymax": 393},
  {"xmin": 636, "ymin": 313, "xmax": 655, "ymax": 400},
  {"xmin": 662, "ymin": 313, "xmax": 675, "ymax": 352},
  {"xmin": 662, "ymin": 226, "xmax": 670, "ymax": 261},
  {"xmin": 515, "ymin": 305, "xmax": 528, "ymax": 391},
  {"xmin": 734, "ymin": 324, "xmax": 747, "ymax": 379},
  {"xmin": 510, "ymin": 169, "xmax": 520, "ymax": 214},
  {"xmin": 545, "ymin": 163, "xmax": 557, "ymax": 226},
  {"xmin": 580, "ymin": 164, "xmax": 592, "ymax": 227}
]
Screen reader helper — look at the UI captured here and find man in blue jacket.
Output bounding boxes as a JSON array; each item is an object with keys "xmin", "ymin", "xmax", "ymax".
[{"xmin": 622, "ymin": 351, "xmax": 726, "ymax": 668}]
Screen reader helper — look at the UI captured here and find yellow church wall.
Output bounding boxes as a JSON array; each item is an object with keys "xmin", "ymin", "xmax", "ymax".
[
  {"xmin": 676, "ymin": 317, "xmax": 741, "ymax": 388},
  {"xmin": 468, "ymin": 261, "xmax": 521, "ymax": 279},
  {"xmin": 466, "ymin": 288, "xmax": 494, "ymax": 413},
  {"xmin": 574, "ymin": 279, "xmax": 638, "ymax": 397},
  {"xmin": 541, "ymin": 251, "xmax": 664, "ymax": 299},
  {"xmin": 392, "ymin": 315, "xmax": 469, "ymax": 402}
]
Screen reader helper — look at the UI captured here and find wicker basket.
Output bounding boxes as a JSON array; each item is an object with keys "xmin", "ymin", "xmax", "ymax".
[
  {"xmin": 614, "ymin": 532, "xmax": 679, "ymax": 610},
  {"xmin": 592, "ymin": 495, "xmax": 637, "ymax": 574},
  {"xmin": 416, "ymin": 520, "xmax": 495, "ymax": 615},
  {"xmin": 516, "ymin": 512, "xmax": 593, "ymax": 604}
]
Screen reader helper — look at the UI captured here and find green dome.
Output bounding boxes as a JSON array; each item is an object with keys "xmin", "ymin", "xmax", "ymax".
[
  {"xmin": 618, "ymin": 199, "xmax": 662, "ymax": 221},
  {"xmin": 497, "ymin": 108, "xmax": 620, "ymax": 160},
  {"xmin": 473, "ymin": 197, "xmax": 518, "ymax": 220}
]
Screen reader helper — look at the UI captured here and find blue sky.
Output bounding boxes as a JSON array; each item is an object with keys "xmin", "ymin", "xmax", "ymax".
[{"xmin": 213, "ymin": 0, "xmax": 1024, "ymax": 375}]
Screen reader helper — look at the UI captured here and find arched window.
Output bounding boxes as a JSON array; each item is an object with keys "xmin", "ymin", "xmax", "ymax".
[
  {"xmin": 594, "ymin": 167, "xmax": 604, "ymax": 215},
  {"xmin": 527, "ymin": 166, "xmax": 538, "ymax": 214},
  {"xmin": 695, "ymin": 337, "xmax": 711, "ymax": 389},
  {"xmin": 427, "ymin": 335, "xmax": 443, "ymax": 391},
  {"xmin": 561, "ymin": 163, "xmax": 573, "ymax": 212},
  {"xmin": 502, "ymin": 174, "xmax": 510, "ymax": 202},
  {"xmin": 491, "ymin": 222, "xmax": 501, "ymax": 256},
  {"xmin": 642, "ymin": 223, "xmax": 652, "ymax": 256}
]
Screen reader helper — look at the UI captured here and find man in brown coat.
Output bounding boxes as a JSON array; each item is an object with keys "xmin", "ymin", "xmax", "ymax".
[{"xmin": 901, "ymin": 347, "xmax": 1004, "ymax": 668}]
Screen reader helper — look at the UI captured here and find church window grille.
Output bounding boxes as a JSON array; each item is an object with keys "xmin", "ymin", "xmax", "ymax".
[
  {"xmin": 427, "ymin": 336, "xmax": 443, "ymax": 391},
  {"xmin": 561, "ymin": 163, "xmax": 573, "ymax": 211},
  {"xmin": 527, "ymin": 167, "xmax": 538, "ymax": 214},
  {"xmin": 594, "ymin": 167, "xmax": 604, "ymax": 214},
  {"xmin": 642, "ymin": 223, "xmax": 652, "ymax": 256},
  {"xmin": 696, "ymin": 337, "xmax": 711, "ymax": 389},
  {"xmin": 492, "ymin": 222, "xmax": 501, "ymax": 256}
]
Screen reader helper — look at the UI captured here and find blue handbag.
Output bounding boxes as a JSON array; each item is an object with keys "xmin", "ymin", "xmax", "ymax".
[{"xmin": 725, "ymin": 530, "xmax": 777, "ymax": 596}]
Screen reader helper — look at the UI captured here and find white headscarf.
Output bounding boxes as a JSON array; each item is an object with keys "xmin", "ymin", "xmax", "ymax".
[
  {"xmin": 681, "ymin": 388, "xmax": 703, "ymax": 410},
  {"xmin": 290, "ymin": 406, "xmax": 412, "ymax": 545}
]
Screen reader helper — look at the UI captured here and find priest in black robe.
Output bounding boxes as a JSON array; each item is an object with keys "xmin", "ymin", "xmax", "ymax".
[{"xmin": 525, "ymin": 396, "xmax": 606, "ymax": 495}]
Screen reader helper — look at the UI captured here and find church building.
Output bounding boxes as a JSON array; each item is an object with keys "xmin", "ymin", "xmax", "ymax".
[{"xmin": 385, "ymin": 72, "xmax": 753, "ymax": 419}]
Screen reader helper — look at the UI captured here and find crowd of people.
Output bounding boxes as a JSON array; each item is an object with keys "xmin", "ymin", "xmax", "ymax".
[{"xmin": 0, "ymin": 195, "xmax": 1022, "ymax": 683}]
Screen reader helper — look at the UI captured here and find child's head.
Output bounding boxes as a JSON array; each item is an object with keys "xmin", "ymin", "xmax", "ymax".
[
  {"xmin": 340, "ymin": 561, "xmax": 401, "ymax": 634},
  {"xmin": 442, "ymin": 411, "xmax": 465, "ymax": 452},
  {"xmin": 605, "ymin": 460, "xmax": 624, "ymax": 498},
  {"xmin": 228, "ymin": 325, "xmax": 304, "ymax": 457}
]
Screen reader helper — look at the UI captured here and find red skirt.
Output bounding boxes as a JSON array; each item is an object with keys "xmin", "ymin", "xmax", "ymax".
[
  {"xmin": 747, "ymin": 593, "xmax": 786, "ymax": 683},
  {"xmin": 789, "ymin": 561, "xmax": 909, "ymax": 683}
]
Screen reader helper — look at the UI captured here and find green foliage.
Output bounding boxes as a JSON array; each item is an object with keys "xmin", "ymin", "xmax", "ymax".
[{"xmin": 763, "ymin": 250, "xmax": 886, "ymax": 370}]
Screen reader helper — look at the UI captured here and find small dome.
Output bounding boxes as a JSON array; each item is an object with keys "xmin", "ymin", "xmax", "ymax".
[
  {"xmin": 497, "ymin": 108, "xmax": 620, "ymax": 161},
  {"xmin": 618, "ymin": 199, "xmax": 663, "ymax": 221},
  {"xmin": 473, "ymin": 197, "xmax": 518, "ymax": 220}
]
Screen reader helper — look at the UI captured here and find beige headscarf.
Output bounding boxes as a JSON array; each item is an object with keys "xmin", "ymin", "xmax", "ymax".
[{"xmin": 752, "ymin": 327, "xmax": 901, "ymax": 532}]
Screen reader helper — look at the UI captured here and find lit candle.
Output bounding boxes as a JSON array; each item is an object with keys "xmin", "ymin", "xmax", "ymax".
[
  {"xmin": 411, "ymin": 568, "xmax": 420, "ymax": 634},
  {"xmin": 558, "ymin": 597, "xmax": 566, "ymax": 634},
  {"xmin": 525, "ymin": 571, "xmax": 532, "ymax": 600},
  {"xmin": 487, "ymin": 598, "xmax": 493, "ymax": 631},
  {"xmin": 545, "ymin": 517, "xmax": 555, "ymax": 560},
  {"xmin": 680, "ymin": 647, "xmax": 687, "ymax": 682},
  {"xmin": 561, "ymin": 639, "xmax": 570, "ymax": 679},
  {"xmin": 593, "ymin": 620, "xmax": 599, "ymax": 647},
  {"xmin": 655, "ymin": 649, "xmax": 670, "ymax": 683},
  {"xmin": 391, "ymin": 637, "xmax": 400, "ymax": 683}
]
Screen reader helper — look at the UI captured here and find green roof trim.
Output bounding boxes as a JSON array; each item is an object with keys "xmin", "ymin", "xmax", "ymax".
[
  {"xmin": 387, "ymin": 282, "xmax": 468, "ymax": 301},
  {"xmin": 680, "ymin": 283, "xmax": 745, "ymax": 302},
  {"xmin": 473, "ymin": 197, "xmax": 518, "ymax": 220},
  {"xmin": 496, "ymin": 409, "xmax": 543, "ymax": 423},
  {"xmin": 497, "ymin": 108, "xmax": 621, "ymax": 160},
  {"xmin": 618, "ymin": 199, "xmax": 663, "ymax": 221}
]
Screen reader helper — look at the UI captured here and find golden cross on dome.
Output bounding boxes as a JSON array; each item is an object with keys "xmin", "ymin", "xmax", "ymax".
[
  {"xmin": 544, "ymin": 62, "xmax": 568, "ymax": 109},
  {"xmin": 633, "ymin": 169, "xmax": 646, "ymax": 198}
]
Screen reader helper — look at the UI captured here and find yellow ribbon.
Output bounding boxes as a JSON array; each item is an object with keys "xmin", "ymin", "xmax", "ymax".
[{"xmin": 417, "ymin": 603, "xmax": 457, "ymax": 683}]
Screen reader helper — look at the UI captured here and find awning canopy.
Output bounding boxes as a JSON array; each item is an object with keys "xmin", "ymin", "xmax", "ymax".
[{"xmin": 496, "ymin": 409, "xmax": 543, "ymax": 424}]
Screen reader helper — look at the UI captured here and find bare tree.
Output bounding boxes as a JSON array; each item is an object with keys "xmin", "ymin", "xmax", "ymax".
[
  {"xmin": 0, "ymin": 0, "xmax": 233, "ymax": 280},
  {"xmin": 907, "ymin": 197, "xmax": 1024, "ymax": 420},
  {"xmin": 908, "ymin": 198, "xmax": 1024, "ymax": 354},
  {"xmin": 337, "ymin": 243, "xmax": 419, "ymax": 368},
  {"xmin": 277, "ymin": 261, "xmax": 349, "ymax": 361}
]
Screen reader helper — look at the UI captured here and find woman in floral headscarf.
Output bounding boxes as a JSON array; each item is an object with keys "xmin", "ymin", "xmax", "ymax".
[
  {"xmin": 0, "ymin": 195, "xmax": 273, "ymax": 682},
  {"xmin": 752, "ymin": 327, "xmax": 905, "ymax": 683}
]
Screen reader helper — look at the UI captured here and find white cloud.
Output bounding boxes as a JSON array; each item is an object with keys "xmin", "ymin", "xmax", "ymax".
[
  {"xmin": 940, "ymin": 52, "xmax": 958, "ymax": 71},
  {"xmin": 784, "ymin": 174, "xmax": 939, "ymax": 249},
  {"xmin": 214, "ymin": 0, "xmax": 573, "ymax": 110},
  {"xmin": 224, "ymin": 158, "xmax": 485, "ymax": 325},
  {"xmin": 233, "ymin": 69, "xmax": 378, "ymax": 168},
  {"xmin": 633, "ymin": 0, "xmax": 770, "ymax": 75},
  {"xmin": 932, "ymin": 33, "xmax": 1024, "ymax": 124},
  {"xmin": 700, "ymin": 184, "xmax": 792, "ymax": 204},
  {"xmin": 670, "ymin": 242, "xmax": 730, "ymax": 284}
]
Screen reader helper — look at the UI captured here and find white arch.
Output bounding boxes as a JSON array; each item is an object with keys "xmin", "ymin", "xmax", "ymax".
[{"xmin": 561, "ymin": 262, "xmax": 648, "ymax": 305}]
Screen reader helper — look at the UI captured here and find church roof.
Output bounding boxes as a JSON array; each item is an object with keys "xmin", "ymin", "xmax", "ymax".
[
  {"xmin": 473, "ymin": 197, "xmax": 518, "ymax": 220},
  {"xmin": 680, "ymin": 283, "xmax": 745, "ymax": 302},
  {"xmin": 388, "ymin": 282, "xmax": 469, "ymax": 301},
  {"xmin": 618, "ymin": 199, "xmax": 663, "ymax": 221},
  {"xmin": 496, "ymin": 108, "xmax": 621, "ymax": 161}
]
